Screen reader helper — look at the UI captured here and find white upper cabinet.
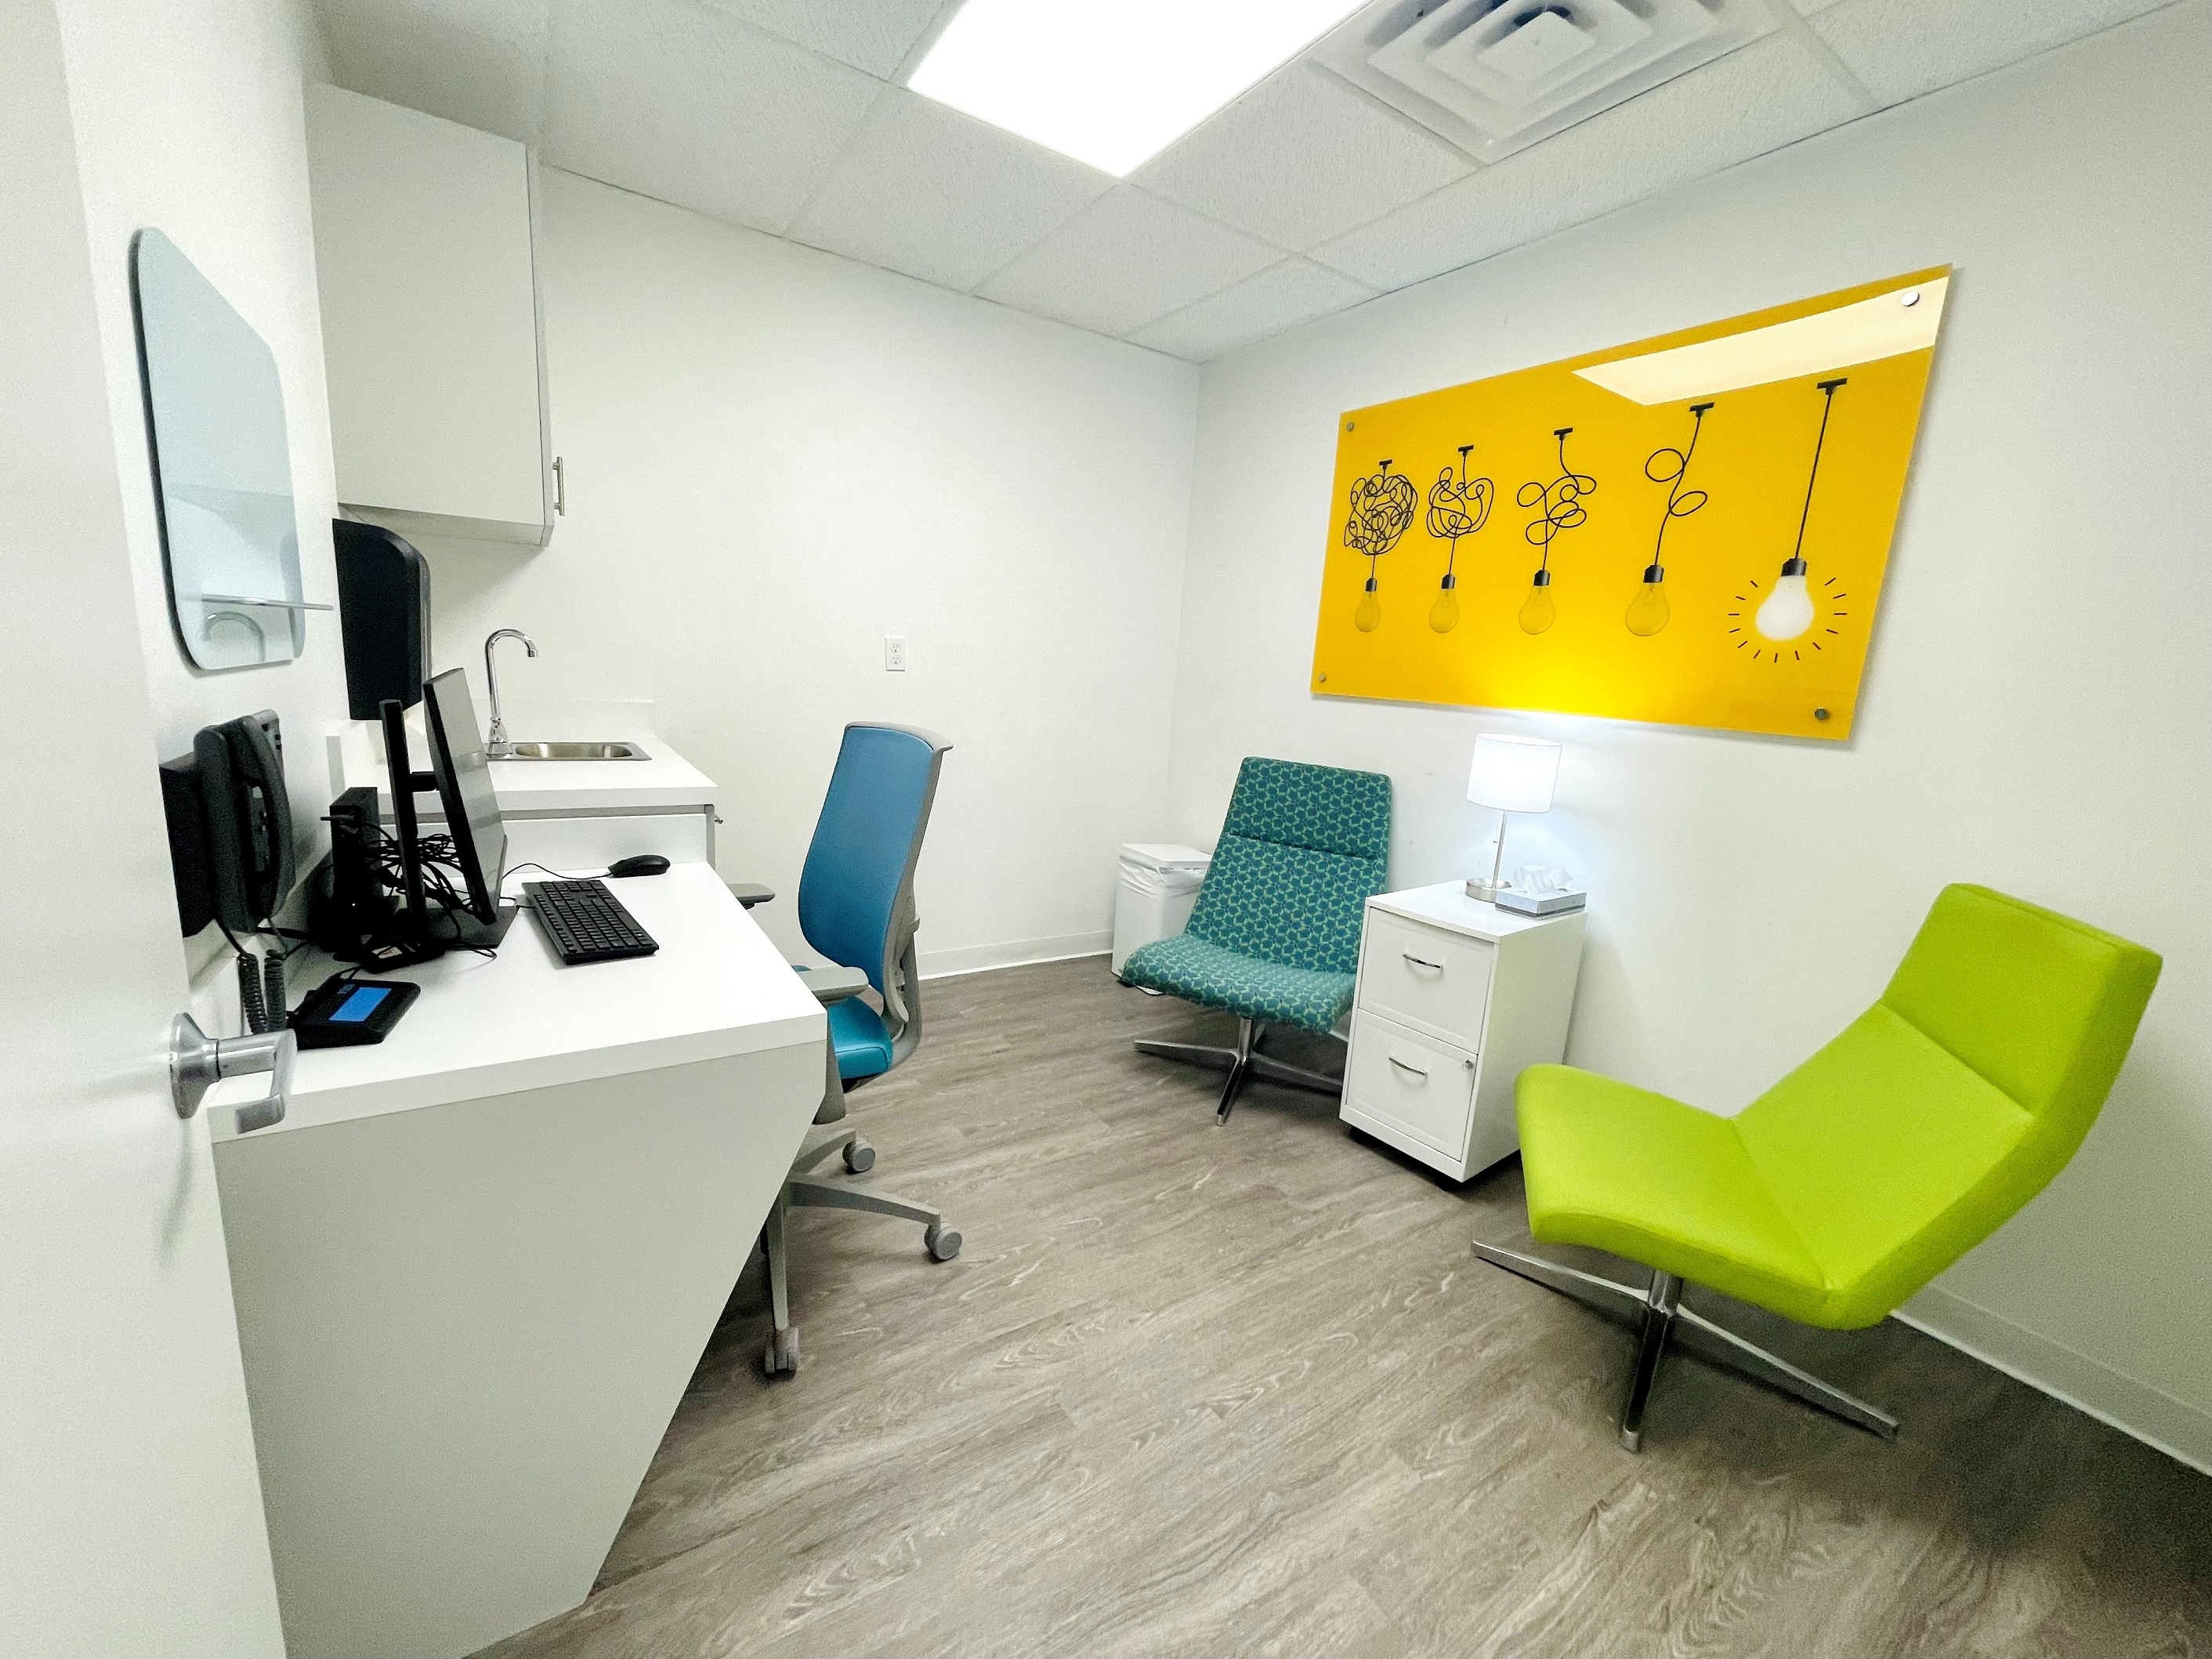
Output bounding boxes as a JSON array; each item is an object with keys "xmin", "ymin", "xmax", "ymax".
[{"xmin": 306, "ymin": 85, "xmax": 555, "ymax": 547}]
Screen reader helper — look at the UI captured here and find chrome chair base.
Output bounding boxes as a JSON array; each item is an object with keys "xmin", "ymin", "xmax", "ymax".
[
  {"xmin": 1135, "ymin": 1016, "xmax": 1343, "ymax": 1124},
  {"xmin": 1472, "ymin": 1241, "xmax": 1900, "ymax": 1451}
]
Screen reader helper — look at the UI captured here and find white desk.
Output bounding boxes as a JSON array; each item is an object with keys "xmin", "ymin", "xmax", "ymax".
[{"xmin": 209, "ymin": 864, "xmax": 822, "ymax": 1659}]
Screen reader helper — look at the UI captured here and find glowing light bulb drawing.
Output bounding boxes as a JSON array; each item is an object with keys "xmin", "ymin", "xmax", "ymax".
[
  {"xmin": 1343, "ymin": 459, "xmax": 1418, "ymax": 632},
  {"xmin": 1627, "ymin": 400, "xmax": 1714, "ymax": 637},
  {"xmin": 1516, "ymin": 427, "xmax": 1595, "ymax": 636},
  {"xmin": 1730, "ymin": 378, "xmax": 1853, "ymax": 663},
  {"xmin": 1424, "ymin": 444, "xmax": 1493, "ymax": 634}
]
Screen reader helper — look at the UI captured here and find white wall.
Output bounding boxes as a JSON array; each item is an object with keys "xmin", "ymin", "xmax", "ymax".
[
  {"xmin": 425, "ymin": 170, "xmax": 1200, "ymax": 974},
  {"xmin": 55, "ymin": 0, "xmax": 351, "ymax": 1010},
  {"xmin": 1164, "ymin": 3, "xmax": 2212, "ymax": 1469}
]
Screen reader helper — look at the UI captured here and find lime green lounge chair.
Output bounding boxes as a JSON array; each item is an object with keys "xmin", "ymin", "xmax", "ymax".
[{"xmin": 1479, "ymin": 884, "xmax": 2160, "ymax": 1450}]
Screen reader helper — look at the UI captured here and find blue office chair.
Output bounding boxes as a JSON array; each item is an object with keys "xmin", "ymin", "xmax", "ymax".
[{"xmin": 733, "ymin": 723, "xmax": 958, "ymax": 1377}]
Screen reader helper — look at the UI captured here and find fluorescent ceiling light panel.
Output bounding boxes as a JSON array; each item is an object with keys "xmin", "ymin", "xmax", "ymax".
[{"xmin": 908, "ymin": 0, "xmax": 1369, "ymax": 178}]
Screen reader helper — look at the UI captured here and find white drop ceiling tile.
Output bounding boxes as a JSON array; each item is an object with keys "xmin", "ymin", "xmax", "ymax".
[
  {"xmin": 1130, "ymin": 259, "xmax": 1377, "ymax": 360},
  {"xmin": 545, "ymin": 0, "xmax": 882, "ymax": 237},
  {"xmin": 787, "ymin": 90, "xmax": 1113, "ymax": 292},
  {"xmin": 696, "ymin": 0, "xmax": 949, "ymax": 78},
  {"xmin": 1132, "ymin": 65, "xmax": 1474, "ymax": 252},
  {"xmin": 977, "ymin": 187, "xmax": 1281, "ymax": 339},
  {"xmin": 1312, "ymin": 33, "xmax": 1863, "ymax": 292},
  {"xmin": 317, "ymin": 0, "xmax": 550, "ymax": 146},
  {"xmin": 1806, "ymin": 0, "xmax": 2178, "ymax": 105}
]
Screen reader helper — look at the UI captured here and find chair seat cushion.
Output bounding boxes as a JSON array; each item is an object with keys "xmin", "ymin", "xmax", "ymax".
[
  {"xmin": 827, "ymin": 996, "xmax": 895, "ymax": 1081},
  {"xmin": 1121, "ymin": 933, "xmax": 1356, "ymax": 1034},
  {"xmin": 1517, "ymin": 1064, "xmax": 1832, "ymax": 1325}
]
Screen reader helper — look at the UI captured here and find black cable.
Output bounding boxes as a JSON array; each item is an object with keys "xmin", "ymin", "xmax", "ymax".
[{"xmin": 501, "ymin": 860, "xmax": 574, "ymax": 888}]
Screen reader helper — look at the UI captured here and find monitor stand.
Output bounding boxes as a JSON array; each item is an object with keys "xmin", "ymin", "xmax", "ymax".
[{"xmin": 447, "ymin": 900, "xmax": 520, "ymax": 950}]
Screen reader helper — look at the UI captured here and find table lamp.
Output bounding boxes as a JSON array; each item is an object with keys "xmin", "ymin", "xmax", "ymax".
[{"xmin": 1465, "ymin": 735, "xmax": 1561, "ymax": 902}]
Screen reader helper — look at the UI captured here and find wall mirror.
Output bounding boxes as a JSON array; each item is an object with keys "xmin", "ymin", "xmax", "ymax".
[{"xmin": 132, "ymin": 228, "xmax": 326, "ymax": 670}]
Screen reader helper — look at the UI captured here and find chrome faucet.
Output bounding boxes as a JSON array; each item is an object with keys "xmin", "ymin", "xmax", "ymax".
[{"xmin": 483, "ymin": 628, "xmax": 538, "ymax": 756}]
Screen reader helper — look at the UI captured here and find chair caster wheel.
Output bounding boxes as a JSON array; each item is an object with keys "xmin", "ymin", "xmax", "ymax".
[
  {"xmin": 925, "ymin": 1223, "xmax": 961, "ymax": 1262},
  {"xmin": 843, "ymin": 1139, "xmax": 876, "ymax": 1174},
  {"xmin": 764, "ymin": 1327, "xmax": 799, "ymax": 1376}
]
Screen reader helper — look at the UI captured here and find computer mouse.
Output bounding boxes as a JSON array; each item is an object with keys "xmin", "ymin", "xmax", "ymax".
[{"xmin": 606, "ymin": 854, "xmax": 671, "ymax": 878}]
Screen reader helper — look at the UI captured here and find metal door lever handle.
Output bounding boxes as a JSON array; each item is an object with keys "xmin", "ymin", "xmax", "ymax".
[
  {"xmin": 1402, "ymin": 954, "xmax": 1443, "ymax": 972},
  {"xmin": 171, "ymin": 1013, "xmax": 293, "ymax": 1132},
  {"xmin": 1388, "ymin": 1055, "xmax": 1429, "ymax": 1080}
]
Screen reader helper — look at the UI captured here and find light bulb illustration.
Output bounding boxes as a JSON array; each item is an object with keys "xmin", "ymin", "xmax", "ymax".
[
  {"xmin": 1627, "ymin": 400, "xmax": 1712, "ymax": 638},
  {"xmin": 1515, "ymin": 427, "xmax": 1595, "ymax": 638},
  {"xmin": 1342, "ymin": 458, "xmax": 1417, "ymax": 634},
  {"xmin": 1424, "ymin": 443, "xmax": 1493, "ymax": 635},
  {"xmin": 1625, "ymin": 567, "xmax": 1671, "ymax": 636},
  {"xmin": 1731, "ymin": 379, "xmax": 1852, "ymax": 662},
  {"xmin": 1519, "ymin": 569, "xmax": 1556, "ymax": 635},
  {"xmin": 1754, "ymin": 560, "xmax": 1816, "ymax": 640}
]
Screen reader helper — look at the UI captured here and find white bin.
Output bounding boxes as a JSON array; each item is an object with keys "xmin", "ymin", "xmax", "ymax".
[{"xmin": 1113, "ymin": 843, "xmax": 1211, "ymax": 976}]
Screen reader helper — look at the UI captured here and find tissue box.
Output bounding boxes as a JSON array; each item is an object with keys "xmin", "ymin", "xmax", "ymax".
[{"xmin": 1493, "ymin": 886, "xmax": 1587, "ymax": 916}]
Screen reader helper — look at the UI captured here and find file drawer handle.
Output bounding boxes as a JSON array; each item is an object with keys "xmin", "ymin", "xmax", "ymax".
[
  {"xmin": 1401, "ymin": 953, "xmax": 1444, "ymax": 973},
  {"xmin": 1388, "ymin": 1055, "xmax": 1430, "ymax": 1081}
]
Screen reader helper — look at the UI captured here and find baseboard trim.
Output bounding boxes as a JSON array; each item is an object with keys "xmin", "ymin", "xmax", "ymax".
[
  {"xmin": 1896, "ymin": 1285, "xmax": 2212, "ymax": 1476},
  {"xmin": 918, "ymin": 933, "xmax": 1111, "ymax": 982}
]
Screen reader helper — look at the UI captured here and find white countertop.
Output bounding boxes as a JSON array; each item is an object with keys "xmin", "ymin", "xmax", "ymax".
[
  {"xmin": 485, "ymin": 734, "xmax": 718, "ymax": 814},
  {"xmin": 210, "ymin": 863, "xmax": 821, "ymax": 1139},
  {"xmin": 1369, "ymin": 880, "xmax": 1586, "ymax": 942},
  {"xmin": 327, "ymin": 715, "xmax": 719, "ymax": 817}
]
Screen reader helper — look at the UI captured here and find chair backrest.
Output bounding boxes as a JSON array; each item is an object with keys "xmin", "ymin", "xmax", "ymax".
[
  {"xmin": 1736, "ymin": 883, "xmax": 2160, "ymax": 1325},
  {"xmin": 1186, "ymin": 756, "xmax": 1392, "ymax": 973},
  {"xmin": 797, "ymin": 724, "xmax": 950, "ymax": 1058},
  {"xmin": 1880, "ymin": 884, "xmax": 2161, "ymax": 1130}
]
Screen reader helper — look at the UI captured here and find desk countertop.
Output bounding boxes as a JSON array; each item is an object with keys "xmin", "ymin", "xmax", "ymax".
[
  {"xmin": 209, "ymin": 863, "xmax": 822, "ymax": 1141},
  {"xmin": 327, "ymin": 719, "xmax": 720, "ymax": 816},
  {"xmin": 485, "ymin": 733, "xmax": 718, "ymax": 814}
]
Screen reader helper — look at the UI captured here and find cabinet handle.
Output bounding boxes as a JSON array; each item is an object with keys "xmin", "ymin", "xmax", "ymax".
[
  {"xmin": 552, "ymin": 455, "xmax": 567, "ymax": 516},
  {"xmin": 1402, "ymin": 953, "xmax": 1443, "ymax": 973},
  {"xmin": 1388, "ymin": 1055, "xmax": 1429, "ymax": 1081}
]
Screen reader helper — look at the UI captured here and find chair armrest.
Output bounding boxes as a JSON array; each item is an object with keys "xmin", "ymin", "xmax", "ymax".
[
  {"xmin": 727, "ymin": 881, "xmax": 775, "ymax": 909},
  {"xmin": 802, "ymin": 963, "xmax": 871, "ymax": 1005}
]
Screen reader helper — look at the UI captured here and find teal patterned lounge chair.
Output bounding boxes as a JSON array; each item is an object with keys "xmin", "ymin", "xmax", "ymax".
[{"xmin": 1121, "ymin": 756, "xmax": 1392, "ymax": 1123}]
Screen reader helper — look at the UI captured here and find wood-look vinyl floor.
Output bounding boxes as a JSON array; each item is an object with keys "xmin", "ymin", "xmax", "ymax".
[{"xmin": 479, "ymin": 957, "xmax": 2212, "ymax": 1659}]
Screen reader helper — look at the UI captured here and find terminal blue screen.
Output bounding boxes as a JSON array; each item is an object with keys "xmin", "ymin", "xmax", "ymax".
[{"xmin": 331, "ymin": 984, "xmax": 393, "ymax": 1023}]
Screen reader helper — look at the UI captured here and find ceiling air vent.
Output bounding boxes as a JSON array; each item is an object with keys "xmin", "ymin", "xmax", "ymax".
[{"xmin": 1315, "ymin": 0, "xmax": 1778, "ymax": 164}]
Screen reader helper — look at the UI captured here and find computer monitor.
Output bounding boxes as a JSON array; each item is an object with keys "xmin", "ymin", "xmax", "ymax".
[{"xmin": 422, "ymin": 667, "xmax": 507, "ymax": 924}]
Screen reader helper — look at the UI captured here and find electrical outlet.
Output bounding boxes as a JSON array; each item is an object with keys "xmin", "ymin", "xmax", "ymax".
[{"xmin": 884, "ymin": 636, "xmax": 907, "ymax": 672}]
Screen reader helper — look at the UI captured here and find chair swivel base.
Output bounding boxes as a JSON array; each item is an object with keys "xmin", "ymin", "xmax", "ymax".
[
  {"xmin": 1135, "ymin": 1016, "xmax": 1343, "ymax": 1125},
  {"xmin": 762, "ymin": 1121, "xmax": 961, "ymax": 1377},
  {"xmin": 1472, "ymin": 1241, "xmax": 1899, "ymax": 1451}
]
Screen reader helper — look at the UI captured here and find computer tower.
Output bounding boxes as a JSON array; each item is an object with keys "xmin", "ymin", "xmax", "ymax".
[{"xmin": 333, "ymin": 518, "xmax": 432, "ymax": 719}]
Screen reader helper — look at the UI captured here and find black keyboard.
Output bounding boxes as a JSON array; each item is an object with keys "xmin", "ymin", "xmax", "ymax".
[{"xmin": 523, "ymin": 878, "xmax": 660, "ymax": 965}]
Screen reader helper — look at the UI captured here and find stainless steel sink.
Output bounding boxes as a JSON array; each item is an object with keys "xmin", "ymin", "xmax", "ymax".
[{"xmin": 495, "ymin": 741, "xmax": 650, "ymax": 761}]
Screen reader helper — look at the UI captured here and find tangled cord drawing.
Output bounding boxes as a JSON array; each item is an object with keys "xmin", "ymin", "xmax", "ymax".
[
  {"xmin": 1627, "ymin": 400, "xmax": 1714, "ymax": 637},
  {"xmin": 1515, "ymin": 426, "xmax": 1597, "ymax": 635},
  {"xmin": 1425, "ymin": 444, "xmax": 1494, "ymax": 634},
  {"xmin": 1345, "ymin": 460, "xmax": 1419, "ymax": 632}
]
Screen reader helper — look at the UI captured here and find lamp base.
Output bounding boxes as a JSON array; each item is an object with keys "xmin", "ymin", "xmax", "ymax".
[{"xmin": 1464, "ymin": 877, "xmax": 1505, "ymax": 902}]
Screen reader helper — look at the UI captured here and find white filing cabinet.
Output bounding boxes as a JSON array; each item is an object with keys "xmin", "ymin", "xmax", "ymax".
[{"xmin": 1341, "ymin": 882, "xmax": 1585, "ymax": 1182}]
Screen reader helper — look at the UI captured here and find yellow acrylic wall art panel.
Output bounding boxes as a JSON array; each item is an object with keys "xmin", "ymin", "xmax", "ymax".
[{"xmin": 1310, "ymin": 267, "xmax": 1953, "ymax": 741}]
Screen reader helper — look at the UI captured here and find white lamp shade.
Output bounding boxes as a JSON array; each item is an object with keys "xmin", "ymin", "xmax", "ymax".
[{"xmin": 1467, "ymin": 735, "xmax": 1561, "ymax": 813}]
